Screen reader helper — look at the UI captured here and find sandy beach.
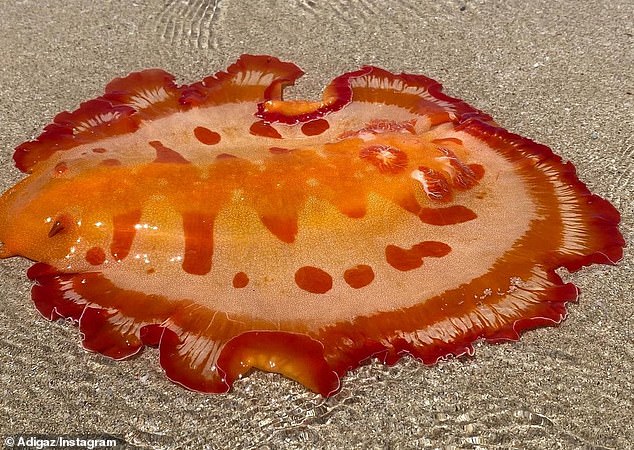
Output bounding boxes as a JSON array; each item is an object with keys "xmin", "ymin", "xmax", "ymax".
[{"xmin": 0, "ymin": 0, "xmax": 632, "ymax": 448}]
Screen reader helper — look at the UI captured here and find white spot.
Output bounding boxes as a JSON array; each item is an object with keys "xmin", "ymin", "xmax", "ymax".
[
  {"xmin": 377, "ymin": 148, "xmax": 397, "ymax": 162},
  {"xmin": 134, "ymin": 223, "xmax": 159, "ymax": 231},
  {"xmin": 135, "ymin": 254, "xmax": 151, "ymax": 264},
  {"xmin": 65, "ymin": 246, "xmax": 77, "ymax": 259}
]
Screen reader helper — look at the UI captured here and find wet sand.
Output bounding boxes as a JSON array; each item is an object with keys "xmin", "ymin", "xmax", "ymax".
[{"xmin": 0, "ymin": 0, "xmax": 632, "ymax": 448}]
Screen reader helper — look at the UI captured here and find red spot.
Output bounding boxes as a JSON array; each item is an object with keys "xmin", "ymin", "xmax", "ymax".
[
  {"xmin": 385, "ymin": 241, "xmax": 452, "ymax": 271},
  {"xmin": 194, "ymin": 126, "xmax": 221, "ymax": 145},
  {"xmin": 343, "ymin": 265, "xmax": 375, "ymax": 289},
  {"xmin": 182, "ymin": 212, "xmax": 215, "ymax": 276},
  {"xmin": 469, "ymin": 163, "xmax": 485, "ymax": 181},
  {"xmin": 53, "ymin": 162, "xmax": 68, "ymax": 175},
  {"xmin": 150, "ymin": 140, "xmax": 190, "ymax": 164},
  {"xmin": 101, "ymin": 158, "xmax": 122, "ymax": 166},
  {"xmin": 249, "ymin": 120, "xmax": 282, "ymax": 139},
  {"xmin": 110, "ymin": 209, "xmax": 142, "ymax": 261},
  {"xmin": 418, "ymin": 205, "xmax": 477, "ymax": 225},
  {"xmin": 216, "ymin": 153, "xmax": 237, "ymax": 159},
  {"xmin": 269, "ymin": 147, "xmax": 293, "ymax": 154},
  {"xmin": 92, "ymin": 147, "xmax": 107, "ymax": 154},
  {"xmin": 85, "ymin": 247, "xmax": 106, "ymax": 265},
  {"xmin": 295, "ymin": 266, "xmax": 333, "ymax": 294},
  {"xmin": 232, "ymin": 272, "xmax": 249, "ymax": 288},
  {"xmin": 301, "ymin": 119, "xmax": 330, "ymax": 136},
  {"xmin": 360, "ymin": 145, "xmax": 409, "ymax": 174}
]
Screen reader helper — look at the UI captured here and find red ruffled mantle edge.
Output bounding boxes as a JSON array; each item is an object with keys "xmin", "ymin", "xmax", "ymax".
[{"xmin": 13, "ymin": 54, "xmax": 489, "ymax": 173}]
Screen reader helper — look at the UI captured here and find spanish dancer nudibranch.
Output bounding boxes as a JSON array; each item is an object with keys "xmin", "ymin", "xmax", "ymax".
[{"xmin": 0, "ymin": 55, "xmax": 624, "ymax": 396}]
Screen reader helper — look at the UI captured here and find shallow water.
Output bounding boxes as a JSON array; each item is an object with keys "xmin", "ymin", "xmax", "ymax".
[{"xmin": 0, "ymin": 0, "xmax": 632, "ymax": 448}]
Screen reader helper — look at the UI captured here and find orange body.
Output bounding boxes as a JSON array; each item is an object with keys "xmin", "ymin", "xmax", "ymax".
[{"xmin": 0, "ymin": 55, "xmax": 624, "ymax": 395}]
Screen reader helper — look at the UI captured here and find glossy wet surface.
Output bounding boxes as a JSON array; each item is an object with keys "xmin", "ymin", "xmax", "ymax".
[{"xmin": 0, "ymin": 0, "xmax": 632, "ymax": 448}]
